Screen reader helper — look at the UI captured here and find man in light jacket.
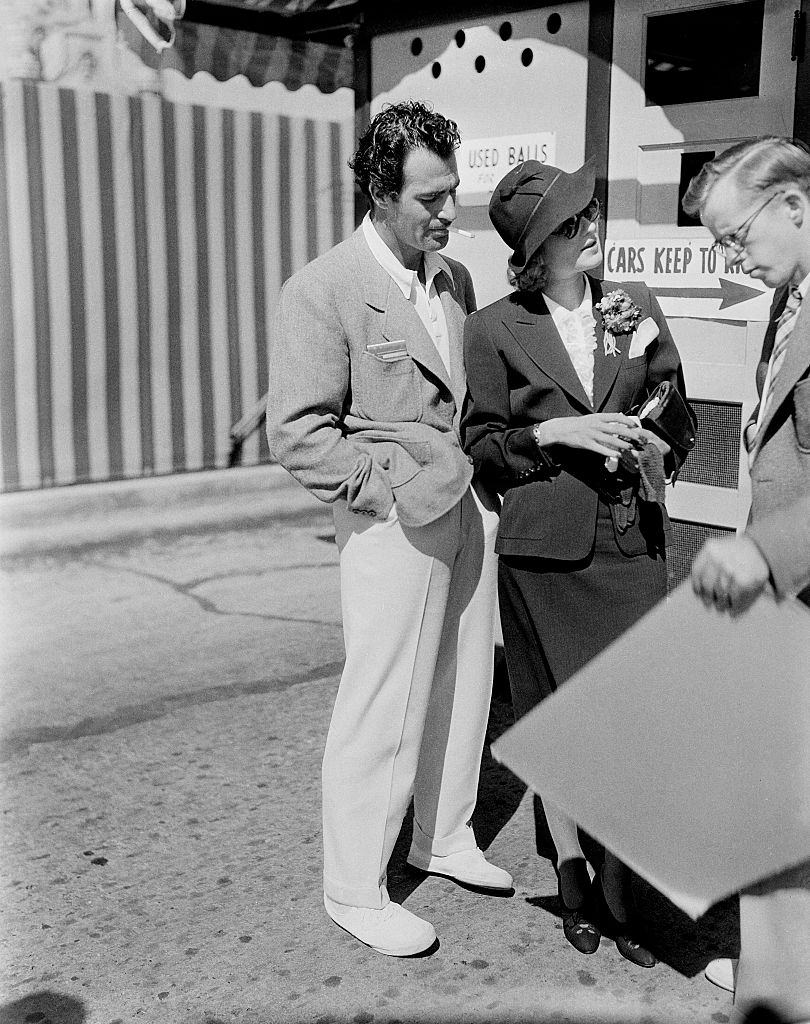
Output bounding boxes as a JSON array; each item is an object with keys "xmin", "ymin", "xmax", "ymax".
[
  {"xmin": 266, "ymin": 101, "xmax": 511, "ymax": 957},
  {"xmin": 684, "ymin": 137, "xmax": 810, "ymax": 1024}
]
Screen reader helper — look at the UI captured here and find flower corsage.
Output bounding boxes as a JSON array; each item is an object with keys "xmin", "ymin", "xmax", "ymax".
[{"xmin": 595, "ymin": 289, "xmax": 643, "ymax": 357}]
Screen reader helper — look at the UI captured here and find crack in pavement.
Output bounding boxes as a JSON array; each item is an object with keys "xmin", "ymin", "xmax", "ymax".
[
  {"xmin": 177, "ymin": 561, "xmax": 338, "ymax": 590},
  {"xmin": 0, "ymin": 661, "xmax": 345, "ymax": 762},
  {"xmin": 89, "ymin": 557, "xmax": 341, "ymax": 626}
]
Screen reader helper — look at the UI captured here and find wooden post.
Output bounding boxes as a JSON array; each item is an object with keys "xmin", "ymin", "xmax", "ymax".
[{"xmin": 353, "ymin": 16, "xmax": 371, "ymax": 228}]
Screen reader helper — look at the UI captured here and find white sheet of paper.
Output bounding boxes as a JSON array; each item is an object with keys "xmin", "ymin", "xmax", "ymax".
[{"xmin": 491, "ymin": 581, "xmax": 810, "ymax": 919}]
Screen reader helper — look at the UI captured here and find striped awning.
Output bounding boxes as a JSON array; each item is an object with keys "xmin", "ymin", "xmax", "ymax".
[
  {"xmin": 120, "ymin": 0, "xmax": 357, "ymax": 93},
  {"xmin": 168, "ymin": 19, "xmax": 353, "ymax": 91}
]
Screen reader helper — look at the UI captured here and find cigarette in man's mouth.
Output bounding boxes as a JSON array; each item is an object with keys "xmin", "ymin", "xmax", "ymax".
[{"xmin": 450, "ymin": 227, "xmax": 476, "ymax": 238}]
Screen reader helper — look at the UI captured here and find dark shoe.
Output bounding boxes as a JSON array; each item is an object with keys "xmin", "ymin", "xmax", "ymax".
[
  {"xmin": 556, "ymin": 859, "xmax": 600, "ymax": 955},
  {"xmin": 615, "ymin": 932, "xmax": 657, "ymax": 969},
  {"xmin": 562, "ymin": 908, "xmax": 601, "ymax": 954},
  {"xmin": 592, "ymin": 869, "xmax": 656, "ymax": 969}
]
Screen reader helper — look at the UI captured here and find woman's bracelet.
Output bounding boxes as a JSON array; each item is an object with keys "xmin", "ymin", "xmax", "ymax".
[{"xmin": 530, "ymin": 422, "xmax": 561, "ymax": 471}]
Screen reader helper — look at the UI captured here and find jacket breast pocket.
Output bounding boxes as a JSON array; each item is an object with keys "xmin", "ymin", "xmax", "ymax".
[
  {"xmin": 621, "ymin": 355, "xmax": 649, "ymax": 402},
  {"xmin": 353, "ymin": 352, "xmax": 422, "ymax": 422},
  {"xmin": 624, "ymin": 353, "xmax": 649, "ymax": 374},
  {"xmin": 793, "ymin": 378, "xmax": 810, "ymax": 452}
]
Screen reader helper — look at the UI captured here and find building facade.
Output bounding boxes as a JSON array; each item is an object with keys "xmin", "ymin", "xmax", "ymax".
[{"xmin": 1, "ymin": 0, "xmax": 808, "ymax": 588}]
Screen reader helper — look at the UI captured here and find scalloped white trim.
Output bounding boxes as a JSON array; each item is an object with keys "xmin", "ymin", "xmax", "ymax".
[{"xmin": 160, "ymin": 67, "xmax": 353, "ymax": 118}]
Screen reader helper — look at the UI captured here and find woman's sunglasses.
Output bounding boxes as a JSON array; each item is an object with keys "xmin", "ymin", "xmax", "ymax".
[{"xmin": 552, "ymin": 197, "xmax": 601, "ymax": 239}]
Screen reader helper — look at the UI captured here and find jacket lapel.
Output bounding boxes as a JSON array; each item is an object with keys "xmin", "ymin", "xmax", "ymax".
[
  {"xmin": 505, "ymin": 296, "xmax": 593, "ymax": 411},
  {"xmin": 438, "ymin": 272, "xmax": 467, "ymax": 411},
  {"xmin": 755, "ymin": 295, "xmax": 810, "ymax": 447},
  {"xmin": 590, "ymin": 277, "xmax": 623, "ymax": 411},
  {"xmin": 382, "ymin": 285, "xmax": 453, "ymax": 392},
  {"xmin": 354, "ymin": 230, "xmax": 453, "ymax": 393}
]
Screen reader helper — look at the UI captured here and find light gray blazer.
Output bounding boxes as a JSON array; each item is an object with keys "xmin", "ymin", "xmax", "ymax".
[
  {"xmin": 265, "ymin": 226, "xmax": 477, "ymax": 526},
  {"xmin": 747, "ymin": 293, "xmax": 810, "ymax": 606}
]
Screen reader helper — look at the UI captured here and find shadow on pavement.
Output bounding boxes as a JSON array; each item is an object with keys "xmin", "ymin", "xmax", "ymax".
[
  {"xmin": 524, "ymin": 884, "xmax": 739, "ymax": 980},
  {"xmin": 0, "ymin": 991, "xmax": 86, "ymax": 1024},
  {"xmin": 637, "ymin": 885, "xmax": 739, "ymax": 977},
  {"xmin": 387, "ymin": 664, "xmax": 529, "ymax": 907}
]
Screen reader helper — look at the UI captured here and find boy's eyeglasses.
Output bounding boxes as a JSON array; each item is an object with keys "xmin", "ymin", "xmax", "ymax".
[
  {"xmin": 552, "ymin": 197, "xmax": 601, "ymax": 239},
  {"xmin": 709, "ymin": 190, "xmax": 783, "ymax": 258}
]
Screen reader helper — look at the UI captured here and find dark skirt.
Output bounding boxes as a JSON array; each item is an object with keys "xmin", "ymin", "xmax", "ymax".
[{"xmin": 499, "ymin": 502, "xmax": 667, "ymax": 721}]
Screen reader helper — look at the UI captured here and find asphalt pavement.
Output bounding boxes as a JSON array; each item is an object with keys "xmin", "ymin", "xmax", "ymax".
[{"xmin": 0, "ymin": 465, "xmax": 738, "ymax": 1024}]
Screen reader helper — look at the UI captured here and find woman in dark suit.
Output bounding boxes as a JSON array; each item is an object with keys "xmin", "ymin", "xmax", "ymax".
[{"xmin": 462, "ymin": 158, "xmax": 690, "ymax": 968}]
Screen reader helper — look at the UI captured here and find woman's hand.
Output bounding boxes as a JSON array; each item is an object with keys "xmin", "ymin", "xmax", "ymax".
[
  {"xmin": 534, "ymin": 414, "xmax": 643, "ymax": 458},
  {"xmin": 618, "ymin": 426, "xmax": 672, "ymax": 471},
  {"xmin": 638, "ymin": 427, "xmax": 671, "ymax": 457}
]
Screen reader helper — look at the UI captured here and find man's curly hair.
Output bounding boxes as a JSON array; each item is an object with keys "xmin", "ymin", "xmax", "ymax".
[{"xmin": 350, "ymin": 101, "xmax": 460, "ymax": 205}]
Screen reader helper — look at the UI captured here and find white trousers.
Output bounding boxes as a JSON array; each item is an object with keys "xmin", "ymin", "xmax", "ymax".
[
  {"xmin": 733, "ymin": 859, "xmax": 810, "ymax": 1023},
  {"xmin": 323, "ymin": 486, "xmax": 499, "ymax": 909}
]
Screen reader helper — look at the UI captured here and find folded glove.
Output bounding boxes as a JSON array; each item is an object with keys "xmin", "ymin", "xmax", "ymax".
[
  {"xmin": 612, "ymin": 441, "xmax": 666, "ymax": 534},
  {"xmin": 637, "ymin": 441, "xmax": 667, "ymax": 506}
]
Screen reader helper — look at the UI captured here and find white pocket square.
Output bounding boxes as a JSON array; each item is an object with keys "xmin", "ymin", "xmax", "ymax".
[{"xmin": 628, "ymin": 318, "xmax": 659, "ymax": 358}]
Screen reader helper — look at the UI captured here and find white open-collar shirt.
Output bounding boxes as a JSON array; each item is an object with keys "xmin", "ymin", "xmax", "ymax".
[{"xmin": 362, "ymin": 213, "xmax": 453, "ymax": 376}]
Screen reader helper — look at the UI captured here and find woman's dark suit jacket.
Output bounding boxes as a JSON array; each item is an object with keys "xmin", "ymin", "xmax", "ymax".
[{"xmin": 461, "ymin": 276, "xmax": 687, "ymax": 559}]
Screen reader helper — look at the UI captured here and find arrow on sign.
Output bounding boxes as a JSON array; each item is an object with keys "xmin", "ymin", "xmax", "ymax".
[{"xmin": 652, "ymin": 278, "xmax": 766, "ymax": 310}]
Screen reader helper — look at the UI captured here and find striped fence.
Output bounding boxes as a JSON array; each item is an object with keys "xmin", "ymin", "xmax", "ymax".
[{"xmin": 0, "ymin": 78, "xmax": 354, "ymax": 491}]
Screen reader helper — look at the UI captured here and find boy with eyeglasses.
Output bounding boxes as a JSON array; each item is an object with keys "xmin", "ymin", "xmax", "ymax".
[{"xmin": 683, "ymin": 137, "xmax": 810, "ymax": 1024}]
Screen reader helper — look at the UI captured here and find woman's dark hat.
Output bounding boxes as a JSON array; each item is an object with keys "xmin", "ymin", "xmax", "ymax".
[{"xmin": 488, "ymin": 157, "xmax": 597, "ymax": 271}]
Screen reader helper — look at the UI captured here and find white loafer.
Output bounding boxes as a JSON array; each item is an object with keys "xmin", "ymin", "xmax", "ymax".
[
  {"xmin": 704, "ymin": 957, "xmax": 736, "ymax": 993},
  {"xmin": 323, "ymin": 895, "xmax": 436, "ymax": 956},
  {"xmin": 407, "ymin": 847, "xmax": 514, "ymax": 890}
]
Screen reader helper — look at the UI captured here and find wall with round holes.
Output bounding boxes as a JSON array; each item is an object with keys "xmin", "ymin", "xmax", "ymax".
[{"xmin": 371, "ymin": 6, "xmax": 591, "ymax": 306}]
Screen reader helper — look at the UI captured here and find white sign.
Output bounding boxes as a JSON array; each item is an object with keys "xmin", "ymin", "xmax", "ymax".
[
  {"xmin": 491, "ymin": 584, "xmax": 810, "ymax": 920},
  {"xmin": 604, "ymin": 237, "xmax": 773, "ymax": 321},
  {"xmin": 457, "ymin": 132, "xmax": 556, "ymax": 205}
]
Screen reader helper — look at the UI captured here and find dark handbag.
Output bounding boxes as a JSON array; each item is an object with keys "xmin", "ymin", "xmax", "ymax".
[{"xmin": 635, "ymin": 381, "xmax": 697, "ymax": 460}]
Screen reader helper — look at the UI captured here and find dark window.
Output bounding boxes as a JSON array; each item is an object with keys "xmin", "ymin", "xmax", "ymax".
[
  {"xmin": 678, "ymin": 150, "xmax": 716, "ymax": 226},
  {"xmin": 410, "ymin": 37, "xmax": 422, "ymax": 56},
  {"xmin": 475, "ymin": 55, "xmax": 486, "ymax": 73},
  {"xmin": 455, "ymin": 29, "xmax": 466, "ymax": 47},
  {"xmin": 431, "ymin": 61, "xmax": 441, "ymax": 79},
  {"xmin": 547, "ymin": 12, "xmax": 562, "ymax": 33},
  {"xmin": 499, "ymin": 21, "xmax": 513, "ymax": 40},
  {"xmin": 521, "ymin": 47, "xmax": 534, "ymax": 67},
  {"xmin": 645, "ymin": 0, "xmax": 764, "ymax": 106}
]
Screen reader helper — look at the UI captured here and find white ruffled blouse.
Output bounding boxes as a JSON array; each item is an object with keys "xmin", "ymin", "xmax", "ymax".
[{"xmin": 543, "ymin": 279, "xmax": 597, "ymax": 406}]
